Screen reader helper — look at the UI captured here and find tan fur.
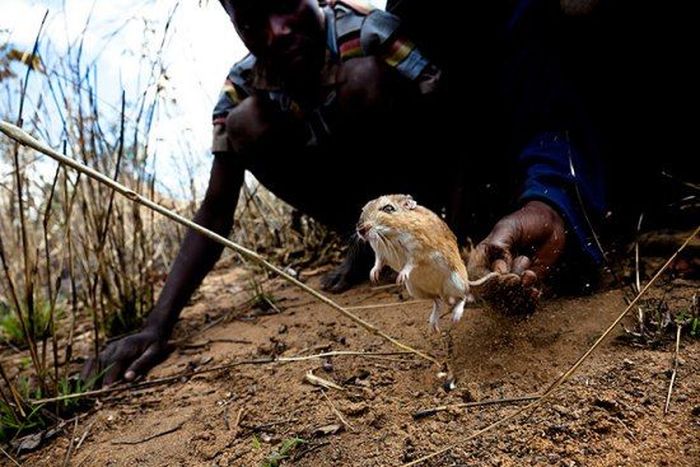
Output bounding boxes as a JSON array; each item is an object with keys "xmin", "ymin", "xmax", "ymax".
[{"xmin": 357, "ymin": 194, "xmax": 471, "ymax": 330}]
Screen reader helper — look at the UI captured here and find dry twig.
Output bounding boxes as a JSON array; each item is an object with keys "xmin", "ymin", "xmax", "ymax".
[
  {"xmin": 0, "ymin": 447, "xmax": 21, "ymax": 467},
  {"xmin": 111, "ymin": 420, "xmax": 186, "ymax": 445},
  {"xmin": 412, "ymin": 395, "xmax": 541, "ymax": 420},
  {"xmin": 664, "ymin": 325, "xmax": 682, "ymax": 415},
  {"xmin": 322, "ymin": 390, "xmax": 354, "ymax": 431},
  {"xmin": 0, "ymin": 120, "xmax": 437, "ymax": 366},
  {"xmin": 30, "ymin": 350, "xmax": 412, "ymax": 405}
]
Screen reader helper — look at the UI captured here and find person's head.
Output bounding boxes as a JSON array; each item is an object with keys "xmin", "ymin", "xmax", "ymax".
[{"xmin": 220, "ymin": 0, "xmax": 326, "ymax": 79}]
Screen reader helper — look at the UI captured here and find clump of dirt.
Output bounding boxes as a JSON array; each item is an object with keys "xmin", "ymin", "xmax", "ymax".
[{"xmin": 21, "ymin": 263, "xmax": 700, "ymax": 466}]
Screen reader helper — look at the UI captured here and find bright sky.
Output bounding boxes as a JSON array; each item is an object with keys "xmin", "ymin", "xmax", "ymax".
[{"xmin": 1, "ymin": 0, "xmax": 386, "ymax": 199}]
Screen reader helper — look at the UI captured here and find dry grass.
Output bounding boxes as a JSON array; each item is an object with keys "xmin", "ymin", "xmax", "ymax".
[{"xmin": 0, "ymin": 10, "xmax": 341, "ymax": 447}]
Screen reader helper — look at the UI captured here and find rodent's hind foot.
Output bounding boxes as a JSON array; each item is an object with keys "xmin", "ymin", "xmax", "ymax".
[
  {"xmin": 429, "ymin": 300, "xmax": 442, "ymax": 332},
  {"xmin": 450, "ymin": 298, "xmax": 466, "ymax": 324}
]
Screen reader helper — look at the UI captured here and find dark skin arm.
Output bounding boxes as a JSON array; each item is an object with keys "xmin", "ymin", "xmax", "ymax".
[
  {"xmin": 468, "ymin": 200, "xmax": 567, "ymax": 299},
  {"xmin": 81, "ymin": 155, "xmax": 244, "ymax": 386}
]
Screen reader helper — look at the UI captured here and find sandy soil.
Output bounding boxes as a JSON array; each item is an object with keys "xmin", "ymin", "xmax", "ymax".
[{"xmin": 19, "ymin": 262, "xmax": 700, "ymax": 467}]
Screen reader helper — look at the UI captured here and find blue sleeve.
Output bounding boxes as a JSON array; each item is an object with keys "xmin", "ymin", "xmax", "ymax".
[{"xmin": 518, "ymin": 131, "xmax": 605, "ymax": 265}]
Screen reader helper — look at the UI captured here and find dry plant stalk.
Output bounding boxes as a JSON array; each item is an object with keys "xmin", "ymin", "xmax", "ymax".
[
  {"xmin": 322, "ymin": 390, "xmax": 354, "ymax": 431},
  {"xmin": 412, "ymin": 394, "xmax": 541, "ymax": 419},
  {"xmin": 0, "ymin": 120, "xmax": 438, "ymax": 366},
  {"xmin": 304, "ymin": 370, "xmax": 344, "ymax": 391},
  {"xmin": 663, "ymin": 324, "xmax": 682, "ymax": 415},
  {"xmin": 0, "ymin": 446, "xmax": 21, "ymax": 467},
  {"xmin": 30, "ymin": 350, "xmax": 411, "ymax": 404},
  {"xmin": 0, "ymin": 5, "xmax": 219, "ymax": 443}
]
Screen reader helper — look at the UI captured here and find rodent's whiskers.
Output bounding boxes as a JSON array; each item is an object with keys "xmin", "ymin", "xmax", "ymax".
[{"xmin": 377, "ymin": 230, "xmax": 400, "ymax": 266}]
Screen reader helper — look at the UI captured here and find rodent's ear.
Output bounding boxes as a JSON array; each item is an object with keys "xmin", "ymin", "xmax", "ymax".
[{"xmin": 402, "ymin": 197, "xmax": 417, "ymax": 210}]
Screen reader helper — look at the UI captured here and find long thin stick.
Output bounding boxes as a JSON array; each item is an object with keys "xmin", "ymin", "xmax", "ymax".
[
  {"xmin": 43, "ymin": 164, "xmax": 62, "ymax": 389},
  {"xmin": 0, "ymin": 446, "xmax": 21, "ymax": 467},
  {"xmin": 75, "ymin": 419, "xmax": 97, "ymax": 451},
  {"xmin": 403, "ymin": 224, "xmax": 700, "ymax": 466},
  {"xmin": 0, "ymin": 120, "xmax": 438, "ymax": 366},
  {"xmin": 664, "ymin": 325, "xmax": 681, "ymax": 415},
  {"xmin": 61, "ymin": 417, "xmax": 79, "ymax": 467},
  {"xmin": 346, "ymin": 300, "xmax": 427, "ymax": 310},
  {"xmin": 111, "ymin": 420, "xmax": 186, "ymax": 445},
  {"xmin": 29, "ymin": 350, "xmax": 415, "ymax": 405},
  {"xmin": 634, "ymin": 213, "xmax": 645, "ymax": 293},
  {"xmin": 412, "ymin": 395, "xmax": 541, "ymax": 419},
  {"xmin": 12, "ymin": 8, "xmax": 50, "ymax": 388},
  {"xmin": 322, "ymin": 390, "xmax": 355, "ymax": 431},
  {"xmin": 275, "ymin": 350, "xmax": 413, "ymax": 362},
  {"xmin": 0, "ymin": 362, "xmax": 26, "ymax": 418}
]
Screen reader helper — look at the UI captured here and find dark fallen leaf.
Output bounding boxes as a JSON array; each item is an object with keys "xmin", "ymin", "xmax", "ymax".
[
  {"xmin": 10, "ymin": 426, "xmax": 60, "ymax": 453},
  {"xmin": 14, "ymin": 432, "xmax": 43, "ymax": 452}
]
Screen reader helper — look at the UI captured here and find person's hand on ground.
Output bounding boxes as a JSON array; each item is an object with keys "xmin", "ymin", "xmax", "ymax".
[{"xmin": 80, "ymin": 328, "xmax": 172, "ymax": 387}]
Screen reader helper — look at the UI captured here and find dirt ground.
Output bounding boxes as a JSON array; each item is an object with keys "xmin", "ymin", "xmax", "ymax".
[{"xmin": 19, "ymin": 258, "xmax": 700, "ymax": 466}]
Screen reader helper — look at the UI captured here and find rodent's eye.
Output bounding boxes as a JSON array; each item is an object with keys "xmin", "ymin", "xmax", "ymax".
[{"xmin": 381, "ymin": 204, "xmax": 396, "ymax": 213}]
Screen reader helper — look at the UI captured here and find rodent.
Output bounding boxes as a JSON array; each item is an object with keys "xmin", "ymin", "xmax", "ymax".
[{"xmin": 356, "ymin": 194, "xmax": 503, "ymax": 331}]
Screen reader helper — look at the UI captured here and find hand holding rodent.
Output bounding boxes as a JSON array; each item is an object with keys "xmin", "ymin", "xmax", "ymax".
[
  {"xmin": 468, "ymin": 200, "xmax": 566, "ymax": 301},
  {"xmin": 357, "ymin": 194, "xmax": 490, "ymax": 331}
]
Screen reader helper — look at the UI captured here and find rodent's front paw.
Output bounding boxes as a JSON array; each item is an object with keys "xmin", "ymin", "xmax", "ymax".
[
  {"xmin": 429, "ymin": 308, "xmax": 440, "ymax": 332},
  {"xmin": 369, "ymin": 266, "xmax": 382, "ymax": 284},
  {"xmin": 396, "ymin": 270, "xmax": 409, "ymax": 286}
]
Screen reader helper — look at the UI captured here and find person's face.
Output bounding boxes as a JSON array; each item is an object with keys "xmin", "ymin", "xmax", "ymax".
[{"xmin": 224, "ymin": 0, "xmax": 325, "ymax": 77}]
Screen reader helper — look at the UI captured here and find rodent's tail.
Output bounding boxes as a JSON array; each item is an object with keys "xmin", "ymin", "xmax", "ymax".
[{"xmin": 468, "ymin": 271, "xmax": 519, "ymax": 288}]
